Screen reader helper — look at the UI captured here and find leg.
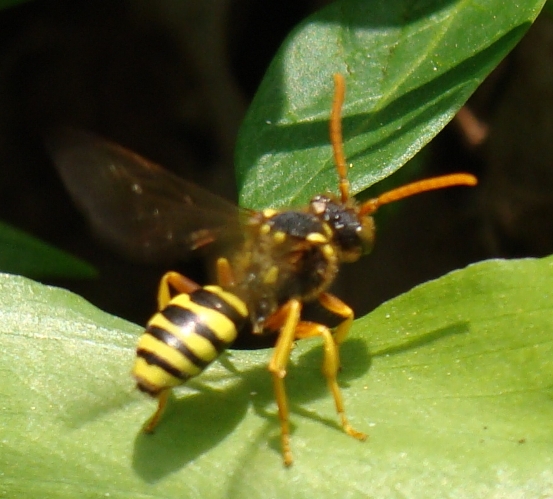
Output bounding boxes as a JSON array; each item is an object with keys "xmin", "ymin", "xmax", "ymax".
[
  {"xmin": 216, "ymin": 257, "xmax": 236, "ymax": 287},
  {"xmin": 267, "ymin": 299, "xmax": 302, "ymax": 466},
  {"xmin": 157, "ymin": 271, "xmax": 201, "ymax": 310},
  {"xmin": 295, "ymin": 321, "xmax": 366, "ymax": 441},
  {"xmin": 143, "ymin": 388, "xmax": 170, "ymax": 433},
  {"xmin": 144, "ymin": 272, "xmax": 198, "ymax": 432},
  {"xmin": 318, "ymin": 292, "xmax": 354, "ymax": 345}
]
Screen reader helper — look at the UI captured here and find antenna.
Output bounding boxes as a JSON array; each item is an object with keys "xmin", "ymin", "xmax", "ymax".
[
  {"xmin": 359, "ymin": 173, "xmax": 478, "ymax": 216},
  {"xmin": 330, "ymin": 73, "xmax": 350, "ymax": 203},
  {"xmin": 329, "ymin": 73, "xmax": 478, "ymax": 214}
]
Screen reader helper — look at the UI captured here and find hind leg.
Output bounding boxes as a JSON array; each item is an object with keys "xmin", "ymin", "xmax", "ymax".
[
  {"xmin": 157, "ymin": 271, "xmax": 201, "ymax": 309},
  {"xmin": 144, "ymin": 272, "xmax": 200, "ymax": 432},
  {"xmin": 142, "ymin": 389, "xmax": 171, "ymax": 433},
  {"xmin": 295, "ymin": 321, "xmax": 366, "ymax": 441}
]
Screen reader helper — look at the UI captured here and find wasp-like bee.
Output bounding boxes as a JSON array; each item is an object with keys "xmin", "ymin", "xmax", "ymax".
[{"xmin": 51, "ymin": 74, "xmax": 477, "ymax": 466}]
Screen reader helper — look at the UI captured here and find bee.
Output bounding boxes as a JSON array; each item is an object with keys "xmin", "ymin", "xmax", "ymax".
[{"xmin": 50, "ymin": 73, "xmax": 477, "ymax": 466}]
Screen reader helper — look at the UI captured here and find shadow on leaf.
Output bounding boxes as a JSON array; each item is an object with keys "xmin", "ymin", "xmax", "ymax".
[
  {"xmin": 131, "ymin": 337, "xmax": 371, "ymax": 480},
  {"xmin": 371, "ymin": 321, "xmax": 471, "ymax": 358}
]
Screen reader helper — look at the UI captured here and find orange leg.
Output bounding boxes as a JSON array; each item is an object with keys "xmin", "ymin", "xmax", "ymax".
[
  {"xmin": 143, "ymin": 389, "xmax": 170, "ymax": 433},
  {"xmin": 156, "ymin": 271, "xmax": 201, "ymax": 310},
  {"xmin": 295, "ymin": 321, "xmax": 367, "ymax": 442},
  {"xmin": 267, "ymin": 299, "xmax": 302, "ymax": 466},
  {"xmin": 318, "ymin": 292, "xmax": 354, "ymax": 345},
  {"xmin": 216, "ymin": 257, "xmax": 236, "ymax": 288},
  {"xmin": 148, "ymin": 272, "xmax": 200, "ymax": 432}
]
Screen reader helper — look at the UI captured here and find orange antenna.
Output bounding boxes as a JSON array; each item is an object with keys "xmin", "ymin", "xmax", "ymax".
[
  {"xmin": 359, "ymin": 173, "xmax": 478, "ymax": 216},
  {"xmin": 330, "ymin": 73, "xmax": 350, "ymax": 203}
]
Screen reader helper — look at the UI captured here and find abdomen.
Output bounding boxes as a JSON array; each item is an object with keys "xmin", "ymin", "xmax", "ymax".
[{"xmin": 132, "ymin": 285, "xmax": 249, "ymax": 396}]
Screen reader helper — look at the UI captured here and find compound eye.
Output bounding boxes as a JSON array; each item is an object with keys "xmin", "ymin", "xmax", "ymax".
[{"xmin": 358, "ymin": 215, "xmax": 375, "ymax": 255}]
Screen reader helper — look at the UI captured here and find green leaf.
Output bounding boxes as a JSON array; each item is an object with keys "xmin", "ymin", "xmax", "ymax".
[
  {"xmin": 1, "ymin": 255, "xmax": 552, "ymax": 497},
  {"xmin": 236, "ymin": 0, "xmax": 546, "ymax": 209},
  {"xmin": 0, "ymin": 0, "xmax": 31, "ymax": 9},
  {"xmin": 0, "ymin": 220, "xmax": 97, "ymax": 279}
]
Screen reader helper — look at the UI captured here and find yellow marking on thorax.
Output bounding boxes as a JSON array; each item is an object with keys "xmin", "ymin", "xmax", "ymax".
[
  {"xmin": 322, "ymin": 223, "xmax": 334, "ymax": 239},
  {"xmin": 322, "ymin": 244, "xmax": 336, "ymax": 259},
  {"xmin": 262, "ymin": 208, "xmax": 278, "ymax": 218},
  {"xmin": 306, "ymin": 232, "xmax": 328, "ymax": 244},
  {"xmin": 272, "ymin": 231, "xmax": 286, "ymax": 244},
  {"xmin": 263, "ymin": 265, "xmax": 279, "ymax": 284}
]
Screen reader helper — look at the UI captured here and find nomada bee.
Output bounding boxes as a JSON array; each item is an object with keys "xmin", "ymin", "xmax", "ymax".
[{"xmin": 51, "ymin": 73, "xmax": 477, "ymax": 466}]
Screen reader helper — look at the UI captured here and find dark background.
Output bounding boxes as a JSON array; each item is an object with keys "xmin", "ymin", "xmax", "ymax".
[{"xmin": 0, "ymin": 0, "xmax": 551, "ymax": 327}]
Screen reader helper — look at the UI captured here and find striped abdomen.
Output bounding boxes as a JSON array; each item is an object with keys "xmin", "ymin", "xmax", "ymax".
[{"xmin": 133, "ymin": 285, "xmax": 248, "ymax": 396}]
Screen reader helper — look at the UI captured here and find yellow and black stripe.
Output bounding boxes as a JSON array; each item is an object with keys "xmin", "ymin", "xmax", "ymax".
[{"xmin": 132, "ymin": 285, "xmax": 248, "ymax": 396}]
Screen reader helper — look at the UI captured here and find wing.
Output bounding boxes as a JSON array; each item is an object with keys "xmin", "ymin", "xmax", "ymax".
[{"xmin": 48, "ymin": 129, "xmax": 247, "ymax": 262}]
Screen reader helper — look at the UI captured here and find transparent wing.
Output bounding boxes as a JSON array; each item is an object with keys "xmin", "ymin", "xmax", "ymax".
[{"xmin": 48, "ymin": 129, "xmax": 247, "ymax": 262}]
